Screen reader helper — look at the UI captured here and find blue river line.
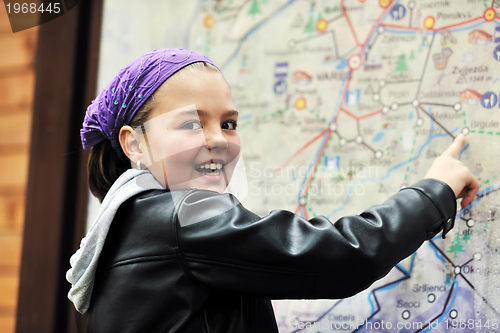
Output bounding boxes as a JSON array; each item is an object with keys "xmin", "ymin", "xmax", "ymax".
[
  {"xmin": 429, "ymin": 240, "xmax": 449, "ymax": 264},
  {"xmin": 457, "ymin": 182, "xmax": 500, "ymax": 217},
  {"xmin": 360, "ymin": 0, "xmax": 403, "ymax": 56},
  {"xmin": 421, "ymin": 278, "xmax": 459, "ymax": 333},
  {"xmin": 240, "ymin": 114, "xmax": 253, "ymax": 120},
  {"xmin": 328, "ymin": 72, "xmax": 351, "ymax": 125},
  {"xmin": 184, "ymin": 0, "xmax": 208, "ymax": 48},
  {"xmin": 326, "ymin": 191, "xmax": 351, "ymax": 219},
  {"xmin": 398, "ymin": 252, "xmax": 417, "ymax": 276},
  {"xmin": 221, "ymin": 0, "xmax": 299, "ymax": 71},
  {"xmin": 296, "ymin": 130, "xmax": 331, "ymax": 203},
  {"xmin": 365, "ymin": 253, "xmax": 416, "ymax": 316},
  {"xmin": 363, "ymin": 237, "xmax": 460, "ymax": 331},
  {"xmin": 420, "ymin": 241, "xmax": 460, "ymax": 332},
  {"xmin": 385, "ymin": 19, "xmax": 487, "ymax": 36}
]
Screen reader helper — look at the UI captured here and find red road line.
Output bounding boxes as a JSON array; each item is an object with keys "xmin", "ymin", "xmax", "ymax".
[
  {"xmin": 435, "ymin": 15, "xmax": 483, "ymax": 31},
  {"xmin": 360, "ymin": 3, "xmax": 394, "ymax": 49},
  {"xmin": 341, "ymin": 0, "xmax": 361, "ymax": 46},
  {"xmin": 302, "ymin": 206, "xmax": 309, "ymax": 220},
  {"xmin": 303, "ymin": 131, "xmax": 332, "ymax": 198},
  {"xmin": 382, "ymin": 15, "xmax": 484, "ymax": 32},
  {"xmin": 359, "ymin": 109, "xmax": 382, "ymax": 120},
  {"xmin": 339, "ymin": 107, "xmax": 382, "ymax": 122},
  {"xmin": 294, "ymin": 205, "xmax": 301, "ymax": 214},
  {"xmin": 337, "ymin": 72, "xmax": 352, "ymax": 113},
  {"xmin": 276, "ymin": 129, "xmax": 329, "ymax": 171},
  {"xmin": 340, "ymin": 107, "xmax": 359, "ymax": 120},
  {"xmin": 380, "ymin": 23, "xmax": 425, "ymax": 31}
]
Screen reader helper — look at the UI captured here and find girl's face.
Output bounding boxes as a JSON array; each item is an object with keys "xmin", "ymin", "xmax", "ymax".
[{"xmin": 136, "ymin": 68, "xmax": 241, "ymax": 193}]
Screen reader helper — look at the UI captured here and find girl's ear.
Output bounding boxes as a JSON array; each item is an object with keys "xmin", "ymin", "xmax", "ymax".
[{"xmin": 119, "ymin": 125, "xmax": 143, "ymax": 164}]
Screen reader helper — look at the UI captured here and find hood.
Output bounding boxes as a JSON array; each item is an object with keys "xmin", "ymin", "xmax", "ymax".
[{"xmin": 66, "ymin": 169, "xmax": 164, "ymax": 314}]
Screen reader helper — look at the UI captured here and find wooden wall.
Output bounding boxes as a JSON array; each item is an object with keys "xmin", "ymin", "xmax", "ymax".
[{"xmin": 0, "ymin": 3, "xmax": 37, "ymax": 333}]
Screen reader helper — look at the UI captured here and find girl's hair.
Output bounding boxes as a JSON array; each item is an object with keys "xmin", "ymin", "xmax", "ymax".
[{"xmin": 88, "ymin": 61, "xmax": 220, "ymax": 202}]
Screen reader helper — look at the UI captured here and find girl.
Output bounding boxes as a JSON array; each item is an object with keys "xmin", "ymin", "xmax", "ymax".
[{"xmin": 68, "ymin": 48, "xmax": 478, "ymax": 332}]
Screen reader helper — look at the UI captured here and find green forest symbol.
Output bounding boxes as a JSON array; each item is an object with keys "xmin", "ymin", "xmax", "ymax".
[
  {"xmin": 394, "ymin": 54, "xmax": 409, "ymax": 77},
  {"xmin": 304, "ymin": 13, "xmax": 315, "ymax": 35},
  {"xmin": 447, "ymin": 231, "xmax": 466, "ymax": 258},
  {"xmin": 248, "ymin": 0, "xmax": 261, "ymax": 18},
  {"xmin": 304, "ymin": 2, "xmax": 317, "ymax": 36},
  {"xmin": 462, "ymin": 229, "xmax": 471, "ymax": 243},
  {"xmin": 409, "ymin": 50, "xmax": 416, "ymax": 61}
]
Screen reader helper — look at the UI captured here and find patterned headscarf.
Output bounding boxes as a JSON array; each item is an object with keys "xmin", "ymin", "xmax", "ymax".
[{"xmin": 80, "ymin": 48, "xmax": 218, "ymax": 159}]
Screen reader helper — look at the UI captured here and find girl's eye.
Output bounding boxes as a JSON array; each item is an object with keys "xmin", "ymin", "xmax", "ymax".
[
  {"xmin": 181, "ymin": 121, "xmax": 202, "ymax": 130},
  {"xmin": 222, "ymin": 121, "xmax": 237, "ymax": 130}
]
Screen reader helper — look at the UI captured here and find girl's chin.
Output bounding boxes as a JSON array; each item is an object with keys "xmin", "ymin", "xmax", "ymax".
[{"xmin": 192, "ymin": 171, "xmax": 228, "ymax": 193}]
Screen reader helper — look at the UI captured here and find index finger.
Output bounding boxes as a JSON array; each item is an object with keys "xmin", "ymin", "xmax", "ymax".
[{"xmin": 441, "ymin": 134, "xmax": 466, "ymax": 158}]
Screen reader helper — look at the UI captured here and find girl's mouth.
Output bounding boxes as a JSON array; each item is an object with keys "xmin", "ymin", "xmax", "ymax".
[{"xmin": 194, "ymin": 162, "xmax": 224, "ymax": 175}]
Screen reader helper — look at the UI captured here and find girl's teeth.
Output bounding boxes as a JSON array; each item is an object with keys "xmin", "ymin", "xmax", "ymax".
[{"xmin": 197, "ymin": 163, "xmax": 223, "ymax": 172}]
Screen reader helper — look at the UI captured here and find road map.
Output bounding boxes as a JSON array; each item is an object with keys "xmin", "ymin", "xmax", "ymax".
[{"xmin": 100, "ymin": 0, "xmax": 500, "ymax": 331}]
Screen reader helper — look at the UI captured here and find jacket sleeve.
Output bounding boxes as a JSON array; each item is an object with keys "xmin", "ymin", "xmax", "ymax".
[{"xmin": 173, "ymin": 179, "xmax": 456, "ymax": 299}]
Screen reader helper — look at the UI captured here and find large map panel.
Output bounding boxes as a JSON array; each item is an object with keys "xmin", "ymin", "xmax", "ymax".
[{"xmin": 98, "ymin": 0, "xmax": 500, "ymax": 331}]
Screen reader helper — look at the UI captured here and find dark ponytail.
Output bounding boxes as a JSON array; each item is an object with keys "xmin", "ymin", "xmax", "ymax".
[{"xmin": 88, "ymin": 140, "xmax": 130, "ymax": 202}]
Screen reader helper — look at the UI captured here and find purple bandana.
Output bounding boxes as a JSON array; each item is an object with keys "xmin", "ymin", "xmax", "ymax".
[{"xmin": 80, "ymin": 48, "xmax": 218, "ymax": 159}]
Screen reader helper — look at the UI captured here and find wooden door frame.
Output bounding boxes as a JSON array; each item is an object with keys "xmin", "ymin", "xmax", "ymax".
[{"xmin": 16, "ymin": 1, "xmax": 103, "ymax": 332}]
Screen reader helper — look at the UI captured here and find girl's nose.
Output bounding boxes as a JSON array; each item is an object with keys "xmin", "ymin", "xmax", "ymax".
[{"xmin": 204, "ymin": 127, "xmax": 228, "ymax": 150}]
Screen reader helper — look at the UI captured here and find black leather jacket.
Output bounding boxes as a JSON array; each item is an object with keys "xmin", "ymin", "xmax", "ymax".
[{"xmin": 75, "ymin": 179, "xmax": 456, "ymax": 332}]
